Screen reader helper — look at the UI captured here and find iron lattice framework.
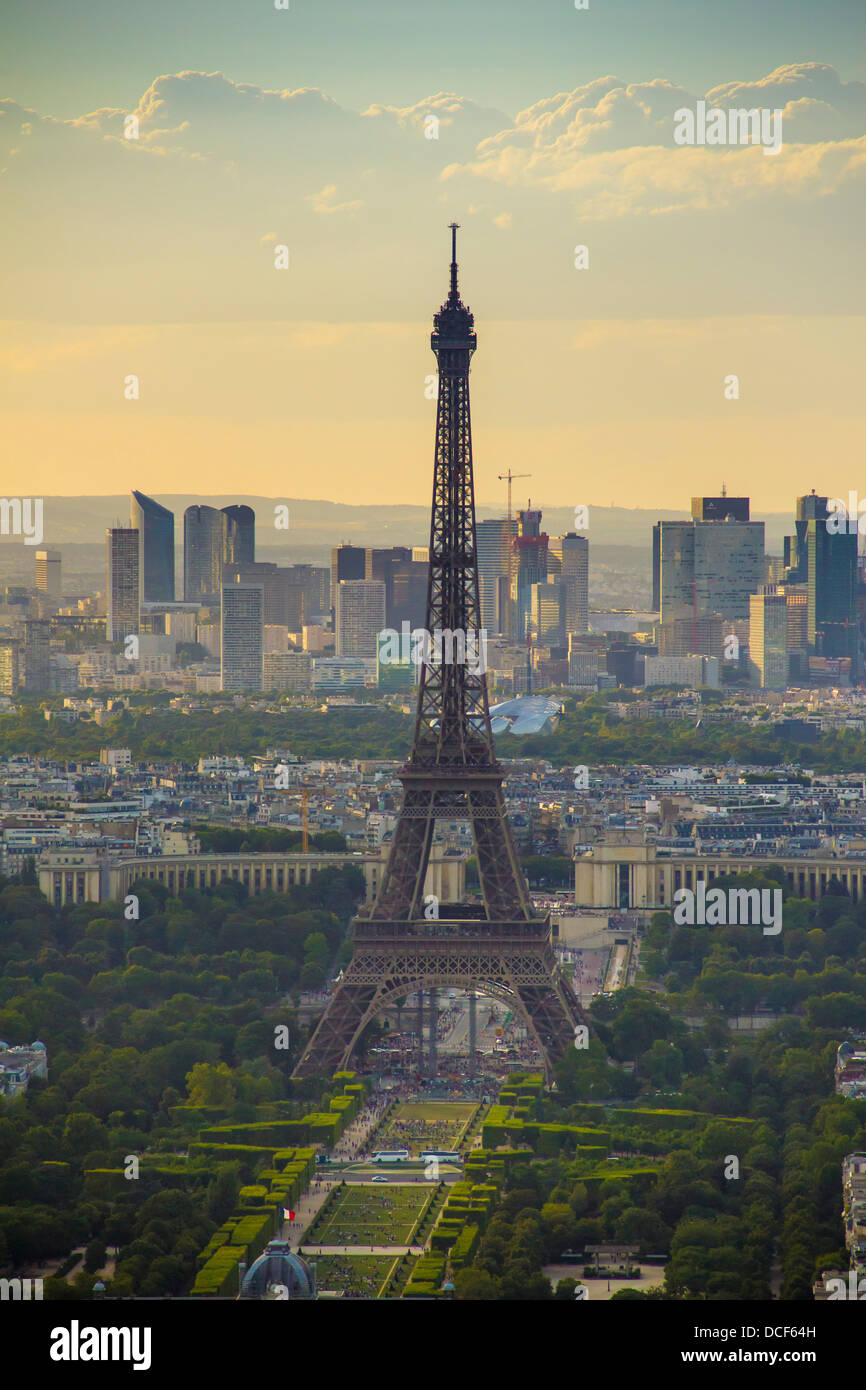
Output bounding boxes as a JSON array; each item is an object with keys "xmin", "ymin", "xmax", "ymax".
[{"xmin": 293, "ymin": 227, "xmax": 581, "ymax": 1081}]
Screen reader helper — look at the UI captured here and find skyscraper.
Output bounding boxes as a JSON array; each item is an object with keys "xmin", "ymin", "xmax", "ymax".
[
  {"xmin": 330, "ymin": 544, "xmax": 366, "ymax": 624},
  {"xmin": 389, "ymin": 558, "xmax": 427, "ymax": 631},
  {"xmin": 335, "ymin": 579, "xmax": 386, "ymax": 657},
  {"xmin": 130, "ymin": 491, "xmax": 175, "ymax": 602},
  {"xmin": 477, "ymin": 518, "xmax": 514, "ymax": 635},
  {"xmin": 694, "ymin": 518, "xmax": 764, "ymax": 619},
  {"xmin": 35, "ymin": 549, "xmax": 61, "ymax": 596},
  {"xmin": 222, "ymin": 504, "xmax": 256, "ymax": 568},
  {"xmin": 0, "ymin": 641, "xmax": 20, "ymax": 695},
  {"xmin": 220, "ymin": 581, "xmax": 263, "ymax": 691},
  {"xmin": 511, "ymin": 507, "xmax": 548, "ymax": 640},
  {"xmin": 691, "ymin": 494, "xmax": 750, "ymax": 522},
  {"xmin": 23, "ymin": 620, "xmax": 51, "ymax": 692},
  {"xmin": 554, "ymin": 532, "xmax": 589, "ymax": 637},
  {"xmin": 749, "ymin": 586, "xmax": 788, "ymax": 689},
  {"xmin": 657, "ymin": 505, "xmax": 764, "ymax": 623},
  {"xmin": 657, "ymin": 521, "xmax": 695, "ymax": 621},
  {"xmin": 184, "ymin": 505, "xmax": 226, "ymax": 603},
  {"xmin": 530, "ymin": 581, "xmax": 564, "ymax": 646},
  {"xmin": 106, "ymin": 528, "xmax": 140, "ymax": 642},
  {"xmin": 807, "ymin": 506, "xmax": 858, "ymax": 670}
]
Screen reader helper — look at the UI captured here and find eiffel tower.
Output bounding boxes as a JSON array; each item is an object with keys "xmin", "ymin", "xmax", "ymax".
[{"xmin": 293, "ymin": 227, "xmax": 581, "ymax": 1082}]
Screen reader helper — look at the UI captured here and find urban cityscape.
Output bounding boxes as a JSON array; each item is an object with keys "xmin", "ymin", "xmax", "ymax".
[{"xmin": 1, "ymin": 0, "xmax": 863, "ymax": 1364}]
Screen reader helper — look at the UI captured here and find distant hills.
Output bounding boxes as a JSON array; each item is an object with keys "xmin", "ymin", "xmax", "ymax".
[{"xmin": 0, "ymin": 495, "xmax": 795, "ymax": 552}]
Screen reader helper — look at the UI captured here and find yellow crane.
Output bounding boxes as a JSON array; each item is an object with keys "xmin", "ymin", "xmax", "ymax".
[{"xmin": 497, "ymin": 470, "xmax": 530, "ymax": 640}]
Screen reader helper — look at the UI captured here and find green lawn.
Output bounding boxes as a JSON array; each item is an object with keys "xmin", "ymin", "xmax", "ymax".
[
  {"xmin": 376, "ymin": 1101, "xmax": 476, "ymax": 1151},
  {"xmin": 306, "ymin": 1184, "xmax": 430, "ymax": 1246},
  {"xmin": 310, "ymin": 1254, "xmax": 399, "ymax": 1299}
]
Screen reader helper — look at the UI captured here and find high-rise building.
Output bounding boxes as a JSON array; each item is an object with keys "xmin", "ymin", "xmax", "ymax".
[
  {"xmin": 781, "ymin": 492, "xmax": 857, "ymax": 677},
  {"xmin": 806, "ymin": 505, "xmax": 858, "ymax": 670},
  {"xmin": 694, "ymin": 519, "xmax": 764, "ymax": 619},
  {"xmin": 783, "ymin": 489, "xmax": 826, "ymax": 584},
  {"xmin": 554, "ymin": 532, "xmax": 589, "ymax": 637},
  {"xmin": 330, "ymin": 544, "xmax": 366, "ymax": 623},
  {"xmin": 511, "ymin": 507, "xmax": 548, "ymax": 639},
  {"xmin": 35, "ymin": 549, "xmax": 61, "ymax": 596},
  {"xmin": 220, "ymin": 582, "xmax": 263, "ymax": 691},
  {"xmin": 221, "ymin": 505, "xmax": 255, "ymax": 568},
  {"xmin": 658, "ymin": 613, "xmax": 724, "ymax": 660},
  {"xmin": 657, "ymin": 508, "xmax": 764, "ymax": 623},
  {"xmin": 130, "ymin": 491, "xmax": 175, "ymax": 602},
  {"xmin": 477, "ymin": 518, "xmax": 514, "ymax": 636},
  {"xmin": 651, "ymin": 522, "xmax": 661, "ymax": 612},
  {"xmin": 184, "ymin": 505, "xmax": 226, "ymax": 603},
  {"xmin": 23, "ymin": 620, "xmax": 51, "ymax": 692},
  {"xmin": 691, "ymin": 494, "xmax": 751, "ymax": 522},
  {"xmin": 644, "ymin": 654, "xmax": 720, "ymax": 689},
  {"xmin": 222, "ymin": 561, "xmax": 324, "ymax": 630},
  {"xmin": 749, "ymin": 586, "xmax": 788, "ymax": 689},
  {"xmin": 335, "ymin": 579, "xmax": 386, "ymax": 657},
  {"xmin": 0, "ymin": 640, "xmax": 20, "ymax": 695},
  {"xmin": 262, "ymin": 651, "xmax": 312, "ymax": 692},
  {"xmin": 106, "ymin": 528, "xmax": 140, "ymax": 642},
  {"xmin": 389, "ymin": 559, "xmax": 427, "ymax": 631},
  {"xmin": 656, "ymin": 521, "xmax": 695, "ymax": 619},
  {"xmin": 530, "ymin": 580, "xmax": 564, "ymax": 646},
  {"xmin": 287, "ymin": 564, "xmax": 330, "ymax": 622},
  {"xmin": 363, "ymin": 546, "xmax": 424, "ymax": 627},
  {"xmin": 785, "ymin": 585, "xmax": 809, "ymax": 681}
]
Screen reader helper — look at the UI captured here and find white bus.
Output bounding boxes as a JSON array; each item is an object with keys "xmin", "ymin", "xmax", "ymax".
[{"xmin": 371, "ymin": 1149, "xmax": 409, "ymax": 1163}]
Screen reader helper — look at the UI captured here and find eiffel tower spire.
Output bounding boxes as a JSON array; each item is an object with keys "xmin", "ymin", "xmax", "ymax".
[{"xmin": 292, "ymin": 229, "xmax": 582, "ymax": 1082}]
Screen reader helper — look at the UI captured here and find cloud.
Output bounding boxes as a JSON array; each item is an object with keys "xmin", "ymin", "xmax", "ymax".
[
  {"xmin": 306, "ymin": 184, "xmax": 363, "ymax": 215},
  {"xmin": 0, "ymin": 64, "xmax": 862, "ymax": 322}
]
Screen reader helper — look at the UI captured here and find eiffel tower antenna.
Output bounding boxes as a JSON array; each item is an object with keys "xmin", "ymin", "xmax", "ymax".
[{"xmin": 293, "ymin": 228, "xmax": 583, "ymax": 1082}]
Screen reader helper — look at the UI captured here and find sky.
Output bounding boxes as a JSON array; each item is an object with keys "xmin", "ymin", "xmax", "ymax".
[{"xmin": 1, "ymin": 0, "xmax": 864, "ymax": 513}]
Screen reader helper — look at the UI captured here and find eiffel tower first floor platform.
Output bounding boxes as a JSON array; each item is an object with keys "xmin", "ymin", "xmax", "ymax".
[{"xmin": 291, "ymin": 915, "xmax": 583, "ymax": 1085}]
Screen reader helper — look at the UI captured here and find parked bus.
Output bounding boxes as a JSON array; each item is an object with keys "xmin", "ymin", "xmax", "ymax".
[
  {"xmin": 419, "ymin": 1150, "xmax": 461, "ymax": 1163},
  {"xmin": 371, "ymin": 1149, "xmax": 409, "ymax": 1163}
]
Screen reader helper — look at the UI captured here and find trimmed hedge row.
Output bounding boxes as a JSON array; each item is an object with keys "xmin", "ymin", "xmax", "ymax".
[
  {"xmin": 404, "ymin": 1252, "xmax": 447, "ymax": 1299},
  {"xmin": 191, "ymin": 1147, "xmax": 315, "ymax": 1296}
]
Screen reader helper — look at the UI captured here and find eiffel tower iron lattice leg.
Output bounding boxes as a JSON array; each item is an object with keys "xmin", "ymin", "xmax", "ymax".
[{"xmin": 293, "ymin": 226, "xmax": 584, "ymax": 1082}]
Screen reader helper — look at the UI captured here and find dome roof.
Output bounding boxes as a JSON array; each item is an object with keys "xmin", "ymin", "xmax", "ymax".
[{"xmin": 240, "ymin": 1242, "xmax": 315, "ymax": 1300}]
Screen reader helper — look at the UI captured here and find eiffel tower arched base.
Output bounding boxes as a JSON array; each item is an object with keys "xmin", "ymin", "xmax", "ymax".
[{"xmin": 292, "ymin": 917, "xmax": 582, "ymax": 1085}]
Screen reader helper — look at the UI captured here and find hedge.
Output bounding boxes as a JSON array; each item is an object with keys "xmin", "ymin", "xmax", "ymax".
[
  {"xmin": 188, "ymin": 1142, "xmax": 277, "ymax": 1163},
  {"xmin": 450, "ymin": 1223, "xmax": 480, "ymax": 1270},
  {"xmin": 191, "ymin": 1245, "xmax": 244, "ymax": 1297}
]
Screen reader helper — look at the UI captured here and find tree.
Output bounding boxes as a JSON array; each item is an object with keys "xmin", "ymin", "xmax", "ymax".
[
  {"xmin": 454, "ymin": 1268, "xmax": 499, "ymax": 1299},
  {"xmin": 185, "ymin": 1062, "xmax": 236, "ymax": 1107}
]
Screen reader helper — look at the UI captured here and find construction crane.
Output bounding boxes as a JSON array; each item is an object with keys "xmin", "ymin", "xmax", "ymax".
[
  {"xmin": 301, "ymin": 785, "xmax": 310, "ymax": 853},
  {"xmin": 498, "ymin": 471, "xmax": 530, "ymax": 641}
]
